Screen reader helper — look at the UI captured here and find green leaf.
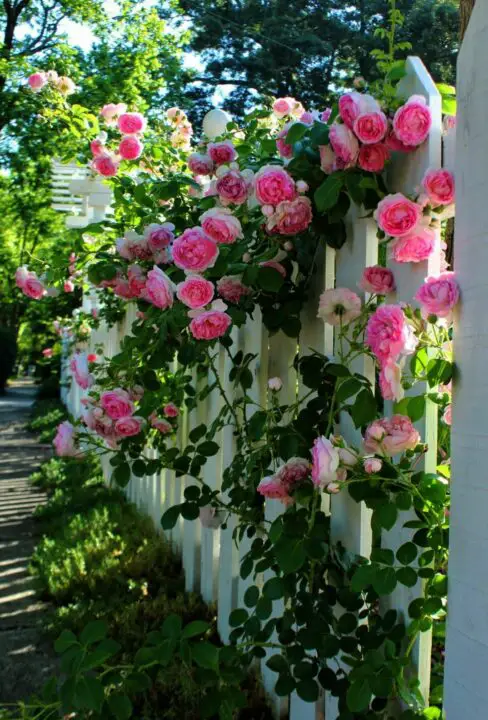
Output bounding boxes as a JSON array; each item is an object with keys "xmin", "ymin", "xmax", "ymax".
[
  {"xmin": 189, "ymin": 423, "xmax": 207, "ymax": 443},
  {"xmin": 373, "ymin": 503, "xmax": 398, "ymax": 531},
  {"xmin": 229, "ymin": 608, "xmax": 248, "ymax": 627},
  {"xmin": 350, "ymin": 388, "xmax": 377, "ymax": 427},
  {"xmin": 347, "ymin": 679, "xmax": 372, "ymax": 713},
  {"xmin": 396, "ymin": 542, "xmax": 418, "ymax": 565},
  {"xmin": 132, "ymin": 459, "xmax": 146, "ymax": 477},
  {"xmin": 397, "ymin": 567, "xmax": 418, "ymax": 587},
  {"xmin": 124, "ymin": 672, "xmax": 152, "ymax": 693},
  {"xmin": 81, "ymin": 639, "xmax": 121, "ymax": 670},
  {"xmin": 244, "ymin": 585, "xmax": 260, "ymax": 608},
  {"xmin": 142, "ymin": 369, "xmax": 160, "ymax": 391},
  {"xmin": 276, "ymin": 539, "xmax": 306, "ymax": 574},
  {"xmin": 263, "ymin": 577, "xmax": 285, "ymax": 601},
  {"xmin": 296, "ymin": 678, "xmax": 319, "ymax": 702},
  {"xmin": 372, "ymin": 567, "xmax": 397, "ymax": 595},
  {"xmin": 351, "ymin": 564, "xmax": 375, "ymax": 592},
  {"xmin": 181, "ymin": 620, "xmax": 210, "ymax": 640},
  {"xmin": 258, "ymin": 266, "xmax": 285, "ymax": 293},
  {"xmin": 107, "ymin": 693, "xmax": 133, "ymax": 720},
  {"xmin": 248, "ymin": 411, "xmax": 267, "ymax": 440},
  {"xmin": 161, "ymin": 504, "xmax": 181, "ymax": 530},
  {"xmin": 442, "ymin": 97, "xmax": 456, "ymax": 116},
  {"xmin": 197, "ymin": 441, "xmax": 220, "ymax": 456},
  {"xmin": 54, "ymin": 629, "xmax": 78, "ymax": 654},
  {"xmin": 76, "ymin": 677, "xmax": 104, "ymax": 712},
  {"xmin": 266, "ymin": 654, "xmax": 289, "ymax": 672},
  {"xmin": 162, "ymin": 614, "xmax": 182, "ymax": 639},
  {"xmin": 80, "ymin": 620, "xmax": 108, "ymax": 647},
  {"xmin": 314, "ymin": 173, "xmax": 344, "ymax": 212},
  {"xmin": 345, "ymin": 174, "xmax": 366, "ymax": 205},
  {"xmin": 286, "ymin": 122, "xmax": 310, "ymax": 144},
  {"xmin": 191, "ymin": 641, "xmax": 219, "ymax": 671},
  {"xmin": 335, "ymin": 377, "xmax": 362, "ymax": 402},
  {"xmin": 113, "ymin": 463, "xmax": 131, "ymax": 487}
]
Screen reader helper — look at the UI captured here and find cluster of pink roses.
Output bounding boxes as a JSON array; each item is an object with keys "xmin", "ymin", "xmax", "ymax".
[
  {"xmin": 27, "ymin": 70, "xmax": 75, "ymax": 96},
  {"xmin": 91, "ymin": 105, "xmax": 147, "ymax": 177},
  {"xmin": 375, "ymin": 167, "xmax": 454, "ymax": 264},
  {"xmin": 255, "ymin": 165, "xmax": 312, "ymax": 237},
  {"xmin": 319, "ymin": 92, "xmax": 432, "ymax": 175},
  {"xmin": 81, "ymin": 387, "xmax": 145, "ymax": 447},
  {"xmin": 364, "ymin": 415, "xmax": 420, "ymax": 456}
]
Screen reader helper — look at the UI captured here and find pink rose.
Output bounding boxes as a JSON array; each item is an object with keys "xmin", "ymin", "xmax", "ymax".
[
  {"xmin": 353, "ymin": 111, "xmax": 388, "ymax": 144},
  {"xmin": 338, "ymin": 92, "xmax": 365, "ymax": 128},
  {"xmin": 260, "ymin": 260, "xmax": 286, "ymax": 277},
  {"xmin": 375, "ymin": 193, "xmax": 422, "ymax": 237},
  {"xmin": 217, "ymin": 275, "xmax": 251, "ymax": 304},
  {"xmin": 276, "ymin": 458, "xmax": 310, "ymax": 490},
  {"xmin": 422, "ymin": 168, "xmax": 455, "ymax": 206},
  {"xmin": 101, "ymin": 389, "xmax": 135, "ymax": 420},
  {"xmin": 69, "ymin": 352, "xmax": 93, "ymax": 390},
  {"xmin": 188, "ymin": 153, "xmax": 214, "ymax": 175},
  {"xmin": 150, "ymin": 415, "xmax": 173, "ymax": 434},
  {"xmin": 177, "ymin": 275, "xmax": 214, "ymax": 309},
  {"xmin": 358, "ymin": 143, "xmax": 390, "ymax": 173},
  {"xmin": 268, "ymin": 377, "xmax": 282, "ymax": 391},
  {"xmin": 166, "ymin": 106, "xmax": 187, "ymax": 124},
  {"xmin": 366, "ymin": 305, "xmax": 417, "ymax": 365},
  {"xmin": 189, "ymin": 309, "xmax": 232, "ymax": 340},
  {"xmin": 364, "ymin": 415, "xmax": 420, "ymax": 456},
  {"xmin": 379, "ymin": 361, "xmax": 404, "ymax": 402},
  {"xmin": 144, "ymin": 223, "xmax": 175, "ymax": 252},
  {"xmin": 92, "ymin": 153, "xmax": 119, "ymax": 177},
  {"xmin": 359, "ymin": 266, "xmax": 395, "ymax": 294},
  {"xmin": 163, "ymin": 403, "xmax": 179, "ymax": 418},
  {"xmin": 119, "ymin": 136, "xmax": 143, "ymax": 160},
  {"xmin": 317, "ymin": 288, "xmax": 362, "ymax": 326},
  {"xmin": 141, "ymin": 266, "xmax": 175, "ymax": 309},
  {"xmin": 215, "ymin": 169, "xmax": 249, "ymax": 205},
  {"xmin": 443, "ymin": 115, "xmax": 456, "ymax": 133},
  {"xmin": 254, "ymin": 165, "xmax": 296, "ymax": 206},
  {"xmin": 329, "ymin": 124, "xmax": 359, "ymax": 167},
  {"xmin": 272, "ymin": 97, "xmax": 295, "ymax": 118},
  {"xmin": 385, "ymin": 128, "xmax": 417, "ymax": 154},
  {"xmin": 390, "ymin": 227, "xmax": 436, "ymax": 263},
  {"xmin": 267, "ymin": 196, "xmax": 312, "ymax": 236},
  {"xmin": 207, "ymin": 140, "xmax": 237, "ymax": 166},
  {"xmin": 443, "ymin": 404, "xmax": 452, "ymax": 426},
  {"xmin": 28, "ymin": 72, "xmax": 46, "ymax": 92},
  {"xmin": 393, "ymin": 95, "xmax": 432, "ymax": 147},
  {"xmin": 100, "ymin": 103, "xmax": 127, "ymax": 125},
  {"xmin": 276, "ymin": 125, "xmax": 293, "ymax": 158},
  {"xmin": 118, "ymin": 112, "xmax": 146, "ymax": 135},
  {"xmin": 311, "ymin": 436, "xmax": 340, "ymax": 488},
  {"xmin": 414, "ymin": 271, "xmax": 459, "ymax": 319},
  {"xmin": 364, "ymin": 457, "xmax": 382, "ymax": 474},
  {"xmin": 116, "ymin": 231, "xmax": 151, "ymax": 260},
  {"xmin": 15, "ymin": 266, "xmax": 46, "ymax": 300},
  {"xmin": 42, "ymin": 348, "xmax": 53, "ymax": 358},
  {"xmin": 172, "ymin": 228, "xmax": 219, "ymax": 273},
  {"xmin": 90, "ymin": 139, "xmax": 105, "ymax": 156},
  {"xmin": 319, "ymin": 144, "xmax": 338, "ymax": 174},
  {"xmin": 200, "ymin": 207, "xmax": 243, "ymax": 244},
  {"xmin": 53, "ymin": 421, "xmax": 77, "ymax": 457},
  {"xmin": 127, "ymin": 264, "xmax": 147, "ymax": 297},
  {"xmin": 64, "ymin": 280, "xmax": 74, "ymax": 293},
  {"xmin": 113, "ymin": 278, "xmax": 135, "ymax": 299},
  {"xmin": 114, "ymin": 416, "xmax": 144, "ymax": 437},
  {"xmin": 257, "ymin": 476, "xmax": 290, "ymax": 502},
  {"xmin": 87, "ymin": 354, "xmax": 97, "ymax": 363},
  {"xmin": 56, "ymin": 76, "xmax": 75, "ymax": 95},
  {"xmin": 320, "ymin": 108, "xmax": 332, "ymax": 123}
]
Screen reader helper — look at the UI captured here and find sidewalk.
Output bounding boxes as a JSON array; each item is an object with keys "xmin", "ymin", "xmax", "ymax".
[{"xmin": 0, "ymin": 381, "xmax": 56, "ymax": 702}]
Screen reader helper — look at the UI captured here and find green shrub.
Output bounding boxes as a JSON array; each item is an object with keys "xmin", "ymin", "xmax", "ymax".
[
  {"xmin": 28, "ymin": 398, "xmax": 67, "ymax": 442},
  {"xmin": 36, "ymin": 374, "xmax": 60, "ymax": 400},
  {"xmin": 0, "ymin": 326, "xmax": 16, "ymax": 392}
]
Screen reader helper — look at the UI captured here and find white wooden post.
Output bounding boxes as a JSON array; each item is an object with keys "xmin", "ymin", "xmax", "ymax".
[
  {"xmin": 444, "ymin": 5, "xmax": 488, "ymax": 717},
  {"xmin": 383, "ymin": 56, "xmax": 442, "ymax": 704}
]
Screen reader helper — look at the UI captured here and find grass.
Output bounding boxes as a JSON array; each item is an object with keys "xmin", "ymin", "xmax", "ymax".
[{"xmin": 27, "ymin": 398, "xmax": 68, "ymax": 443}]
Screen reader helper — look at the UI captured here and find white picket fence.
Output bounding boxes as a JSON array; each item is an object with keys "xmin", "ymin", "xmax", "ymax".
[{"xmin": 63, "ymin": 57, "xmax": 451, "ymax": 718}]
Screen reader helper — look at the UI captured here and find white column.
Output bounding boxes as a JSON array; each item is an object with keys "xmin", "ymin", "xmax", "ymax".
[{"xmin": 444, "ymin": 4, "xmax": 488, "ymax": 716}]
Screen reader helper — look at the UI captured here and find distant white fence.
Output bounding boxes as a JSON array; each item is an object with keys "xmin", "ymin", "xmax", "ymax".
[{"xmin": 63, "ymin": 58, "xmax": 450, "ymax": 719}]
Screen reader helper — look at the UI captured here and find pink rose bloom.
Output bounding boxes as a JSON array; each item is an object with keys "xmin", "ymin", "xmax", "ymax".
[
  {"xmin": 188, "ymin": 153, "xmax": 214, "ymax": 176},
  {"xmin": 144, "ymin": 223, "xmax": 175, "ymax": 252},
  {"xmin": 217, "ymin": 275, "xmax": 251, "ymax": 304},
  {"xmin": 329, "ymin": 124, "xmax": 359, "ymax": 167},
  {"xmin": 267, "ymin": 196, "xmax": 312, "ymax": 236},
  {"xmin": 141, "ymin": 266, "xmax": 175, "ymax": 309},
  {"xmin": 443, "ymin": 115, "xmax": 456, "ymax": 133},
  {"xmin": 319, "ymin": 144, "xmax": 338, "ymax": 174},
  {"xmin": 390, "ymin": 227, "xmax": 436, "ymax": 263},
  {"xmin": 364, "ymin": 457, "xmax": 382, "ymax": 474},
  {"xmin": 177, "ymin": 275, "xmax": 214, "ymax": 309},
  {"xmin": 69, "ymin": 352, "xmax": 93, "ymax": 390},
  {"xmin": 119, "ymin": 136, "xmax": 143, "ymax": 160},
  {"xmin": 90, "ymin": 139, "xmax": 105, "ymax": 156},
  {"xmin": 385, "ymin": 128, "xmax": 417, "ymax": 154},
  {"xmin": 257, "ymin": 476, "xmax": 290, "ymax": 501},
  {"xmin": 260, "ymin": 260, "xmax": 286, "ymax": 277},
  {"xmin": 276, "ymin": 125, "xmax": 293, "ymax": 159},
  {"xmin": 87, "ymin": 354, "xmax": 97, "ymax": 363},
  {"xmin": 114, "ymin": 416, "xmax": 144, "ymax": 437},
  {"xmin": 100, "ymin": 103, "xmax": 127, "ymax": 125},
  {"xmin": 375, "ymin": 193, "xmax": 421, "ymax": 237},
  {"xmin": 276, "ymin": 458, "xmax": 310, "ymax": 490},
  {"xmin": 116, "ymin": 231, "xmax": 150, "ymax": 261},
  {"xmin": 366, "ymin": 304, "xmax": 417, "ymax": 365},
  {"xmin": 379, "ymin": 361, "xmax": 404, "ymax": 402},
  {"xmin": 101, "ymin": 389, "xmax": 134, "ymax": 420},
  {"xmin": 215, "ymin": 169, "xmax": 249, "ymax": 206},
  {"xmin": 64, "ymin": 280, "xmax": 74, "ymax": 293},
  {"xmin": 56, "ymin": 76, "xmax": 75, "ymax": 95},
  {"xmin": 53, "ymin": 421, "xmax": 77, "ymax": 457},
  {"xmin": 150, "ymin": 414, "xmax": 173, "ymax": 434},
  {"xmin": 166, "ymin": 106, "xmax": 186, "ymax": 124},
  {"xmin": 118, "ymin": 112, "xmax": 146, "ymax": 135},
  {"xmin": 338, "ymin": 92, "xmax": 364, "ymax": 128},
  {"xmin": 200, "ymin": 207, "xmax": 243, "ymax": 244},
  {"xmin": 422, "ymin": 168, "xmax": 455, "ymax": 206},
  {"xmin": 353, "ymin": 111, "xmax": 388, "ymax": 144},
  {"xmin": 92, "ymin": 153, "xmax": 119, "ymax": 177},
  {"xmin": 207, "ymin": 140, "xmax": 237, "ymax": 166},
  {"xmin": 272, "ymin": 97, "xmax": 295, "ymax": 118},
  {"xmin": 254, "ymin": 165, "xmax": 296, "ymax": 206},
  {"xmin": 311, "ymin": 436, "xmax": 340, "ymax": 488},
  {"xmin": 127, "ymin": 264, "xmax": 147, "ymax": 297},
  {"xmin": 364, "ymin": 415, "xmax": 420, "ymax": 456},
  {"xmin": 317, "ymin": 288, "xmax": 362, "ymax": 326},
  {"xmin": 359, "ymin": 266, "xmax": 395, "ymax": 294},
  {"xmin": 393, "ymin": 95, "xmax": 432, "ymax": 147},
  {"xmin": 268, "ymin": 377, "xmax": 282, "ymax": 391},
  {"xmin": 15, "ymin": 266, "xmax": 46, "ymax": 300},
  {"xmin": 189, "ymin": 309, "xmax": 232, "ymax": 340},
  {"xmin": 163, "ymin": 403, "xmax": 179, "ymax": 418},
  {"xmin": 443, "ymin": 404, "xmax": 452, "ymax": 426},
  {"xmin": 28, "ymin": 72, "xmax": 46, "ymax": 92},
  {"xmin": 320, "ymin": 108, "xmax": 332, "ymax": 123},
  {"xmin": 113, "ymin": 278, "xmax": 135, "ymax": 299},
  {"xmin": 414, "ymin": 271, "xmax": 459, "ymax": 319},
  {"xmin": 42, "ymin": 348, "xmax": 53, "ymax": 358},
  {"xmin": 172, "ymin": 228, "xmax": 219, "ymax": 273},
  {"xmin": 358, "ymin": 143, "xmax": 390, "ymax": 173}
]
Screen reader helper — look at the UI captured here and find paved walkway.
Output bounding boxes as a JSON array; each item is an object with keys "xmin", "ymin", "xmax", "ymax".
[{"xmin": 0, "ymin": 381, "xmax": 56, "ymax": 703}]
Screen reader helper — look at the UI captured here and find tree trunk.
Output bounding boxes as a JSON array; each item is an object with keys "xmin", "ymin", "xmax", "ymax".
[{"xmin": 460, "ymin": 0, "xmax": 476, "ymax": 40}]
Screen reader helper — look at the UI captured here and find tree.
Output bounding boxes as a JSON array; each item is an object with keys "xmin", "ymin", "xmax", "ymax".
[{"xmin": 178, "ymin": 0, "xmax": 459, "ymax": 116}]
